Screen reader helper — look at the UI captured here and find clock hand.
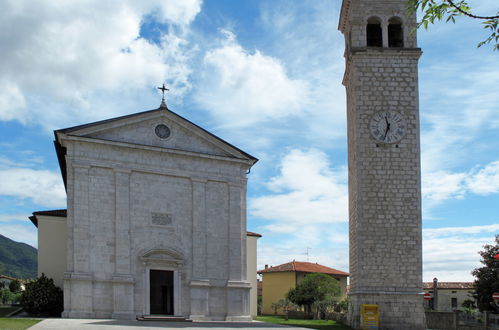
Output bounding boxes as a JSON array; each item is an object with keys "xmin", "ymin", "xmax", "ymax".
[{"xmin": 383, "ymin": 116, "xmax": 390, "ymax": 141}]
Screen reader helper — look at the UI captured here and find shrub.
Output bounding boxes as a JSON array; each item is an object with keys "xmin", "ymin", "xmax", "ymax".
[{"xmin": 20, "ymin": 274, "xmax": 63, "ymax": 317}]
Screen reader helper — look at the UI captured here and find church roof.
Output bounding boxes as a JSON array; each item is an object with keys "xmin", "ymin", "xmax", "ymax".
[
  {"xmin": 54, "ymin": 106, "xmax": 258, "ymax": 189},
  {"xmin": 258, "ymin": 261, "xmax": 349, "ymax": 277}
]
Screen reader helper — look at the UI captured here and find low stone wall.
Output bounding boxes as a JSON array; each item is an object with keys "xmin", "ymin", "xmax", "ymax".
[
  {"xmin": 426, "ymin": 311, "xmax": 456, "ymax": 329},
  {"xmin": 425, "ymin": 310, "xmax": 499, "ymax": 330}
]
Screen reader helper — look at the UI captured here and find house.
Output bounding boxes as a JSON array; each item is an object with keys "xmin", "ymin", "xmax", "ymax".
[
  {"xmin": 423, "ymin": 278, "xmax": 475, "ymax": 312},
  {"xmin": 29, "ymin": 100, "xmax": 260, "ymax": 320},
  {"xmin": 258, "ymin": 261, "xmax": 349, "ymax": 315}
]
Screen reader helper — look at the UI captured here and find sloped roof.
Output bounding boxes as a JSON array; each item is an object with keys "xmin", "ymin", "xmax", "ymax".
[
  {"xmin": 54, "ymin": 106, "xmax": 258, "ymax": 189},
  {"xmin": 29, "ymin": 209, "xmax": 68, "ymax": 227},
  {"xmin": 258, "ymin": 261, "xmax": 349, "ymax": 277},
  {"xmin": 423, "ymin": 282, "xmax": 474, "ymax": 290},
  {"xmin": 246, "ymin": 231, "xmax": 262, "ymax": 238}
]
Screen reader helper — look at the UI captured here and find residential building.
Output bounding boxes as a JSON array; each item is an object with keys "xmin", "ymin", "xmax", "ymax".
[
  {"xmin": 258, "ymin": 261, "xmax": 349, "ymax": 315},
  {"xmin": 423, "ymin": 278, "xmax": 475, "ymax": 312}
]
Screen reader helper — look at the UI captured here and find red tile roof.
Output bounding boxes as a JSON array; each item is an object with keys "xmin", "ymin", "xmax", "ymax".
[
  {"xmin": 247, "ymin": 231, "xmax": 262, "ymax": 237},
  {"xmin": 258, "ymin": 261, "xmax": 349, "ymax": 277},
  {"xmin": 423, "ymin": 282, "xmax": 474, "ymax": 289}
]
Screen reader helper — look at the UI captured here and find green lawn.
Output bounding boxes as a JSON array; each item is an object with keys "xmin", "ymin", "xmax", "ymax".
[
  {"xmin": 256, "ymin": 316, "xmax": 353, "ymax": 330},
  {"xmin": 0, "ymin": 318, "xmax": 40, "ymax": 330}
]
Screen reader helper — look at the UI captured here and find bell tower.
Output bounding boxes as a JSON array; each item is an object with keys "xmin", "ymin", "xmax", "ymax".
[{"xmin": 339, "ymin": 0, "xmax": 425, "ymax": 329}]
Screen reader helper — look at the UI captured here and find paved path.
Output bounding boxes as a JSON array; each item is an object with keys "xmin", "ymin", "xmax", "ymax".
[{"xmin": 28, "ymin": 319, "xmax": 308, "ymax": 329}]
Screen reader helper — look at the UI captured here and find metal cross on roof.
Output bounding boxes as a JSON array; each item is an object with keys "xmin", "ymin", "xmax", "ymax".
[{"xmin": 158, "ymin": 83, "xmax": 169, "ymax": 109}]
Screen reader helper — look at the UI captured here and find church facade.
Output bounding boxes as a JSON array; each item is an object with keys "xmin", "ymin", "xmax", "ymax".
[{"xmin": 31, "ymin": 103, "xmax": 257, "ymax": 320}]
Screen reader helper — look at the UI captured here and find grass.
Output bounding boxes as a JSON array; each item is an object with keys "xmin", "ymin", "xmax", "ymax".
[
  {"xmin": 256, "ymin": 316, "xmax": 353, "ymax": 330},
  {"xmin": 0, "ymin": 318, "xmax": 40, "ymax": 330}
]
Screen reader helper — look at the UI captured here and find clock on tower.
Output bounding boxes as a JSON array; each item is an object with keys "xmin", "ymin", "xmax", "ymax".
[{"xmin": 338, "ymin": 0, "xmax": 426, "ymax": 329}]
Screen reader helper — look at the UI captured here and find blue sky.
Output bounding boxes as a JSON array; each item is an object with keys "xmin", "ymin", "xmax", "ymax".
[{"xmin": 0, "ymin": 0, "xmax": 498, "ymax": 282}]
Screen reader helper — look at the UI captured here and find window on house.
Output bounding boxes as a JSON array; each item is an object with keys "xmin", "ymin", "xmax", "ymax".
[
  {"xmin": 451, "ymin": 298, "xmax": 458, "ymax": 309},
  {"xmin": 367, "ymin": 17, "xmax": 382, "ymax": 47},
  {"xmin": 388, "ymin": 17, "xmax": 403, "ymax": 47}
]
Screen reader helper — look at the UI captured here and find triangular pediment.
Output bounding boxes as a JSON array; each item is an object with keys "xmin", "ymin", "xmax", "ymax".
[{"xmin": 56, "ymin": 108, "xmax": 256, "ymax": 162}]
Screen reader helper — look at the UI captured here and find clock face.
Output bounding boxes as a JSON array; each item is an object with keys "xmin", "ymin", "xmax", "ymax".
[{"xmin": 369, "ymin": 111, "xmax": 407, "ymax": 144}]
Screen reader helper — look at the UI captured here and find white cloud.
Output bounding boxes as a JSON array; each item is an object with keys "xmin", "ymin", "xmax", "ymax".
[
  {"xmin": 0, "ymin": 168, "xmax": 66, "ymax": 207},
  {"xmin": 195, "ymin": 30, "xmax": 308, "ymax": 127},
  {"xmin": 258, "ymin": 0, "xmax": 346, "ymax": 144},
  {"xmin": 422, "ymin": 225, "xmax": 498, "ymax": 282},
  {"xmin": 0, "ymin": 0, "xmax": 201, "ymax": 130},
  {"xmin": 423, "ymin": 159, "xmax": 499, "ymax": 206},
  {"xmin": 0, "ymin": 214, "xmax": 30, "ymax": 223},
  {"xmin": 256, "ymin": 224, "xmax": 349, "ymax": 274},
  {"xmin": 466, "ymin": 161, "xmax": 499, "ymax": 195},
  {"xmin": 422, "ymin": 225, "xmax": 499, "ymax": 282},
  {"xmin": 424, "ymin": 224, "xmax": 499, "ymax": 238},
  {"xmin": 422, "ymin": 170, "xmax": 467, "ymax": 204},
  {"xmin": 250, "ymin": 149, "xmax": 348, "ymax": 224},
  {"xmin": 0, "ymin": 80, "xmax": 27, "ymax": 122},
  {"xmin": 420, "ymin": 55, "xmax": 499, "ymax": 174}
]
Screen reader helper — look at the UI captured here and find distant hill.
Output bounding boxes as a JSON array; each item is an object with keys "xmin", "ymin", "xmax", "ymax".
[{"xmin": 0, "ymin": 234, "xmax": 37, "ymax": 279}]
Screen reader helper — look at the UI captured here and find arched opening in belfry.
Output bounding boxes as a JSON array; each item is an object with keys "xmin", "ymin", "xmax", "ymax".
[
  {"xmin": 388, "ymin": 17, "xmax": 404, "ymax": 47},
  {"xmin": 366, "ymin": 17, "xmax": 382, "ymax": 47}
]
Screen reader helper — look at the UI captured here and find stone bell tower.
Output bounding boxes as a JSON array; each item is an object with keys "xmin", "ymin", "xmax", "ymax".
[{"xmin": 338, "ymin": 0, "xmax": 425, "ymax": 329}]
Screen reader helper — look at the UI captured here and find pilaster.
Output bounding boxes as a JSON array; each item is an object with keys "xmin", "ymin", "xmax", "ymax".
[{"xmin": 112, "ymin": 169, "xmax": 134, "ymax": 318}]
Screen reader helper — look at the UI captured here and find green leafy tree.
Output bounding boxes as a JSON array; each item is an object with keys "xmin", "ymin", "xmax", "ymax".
[
  {"xmin": 471, "ymin": 235, "xmax": 499, "ymax": 311},
  {"xmin": 20, "ymin": 274, "xmax": 63, "ymax": 317},
  {"xmin": 9, "ymin": 279, "xmax": 22, "ymax": 293},
  {"xmin": 408, "ymin": 0, "xmax": 499, "ymax": 50},
  {"xmin": 286, "ymin": 273, "xmax": 341, "ymax": 318},
  {"xmin": 0, "ymin": 288, "xmax": 21, "ymax": 304}
]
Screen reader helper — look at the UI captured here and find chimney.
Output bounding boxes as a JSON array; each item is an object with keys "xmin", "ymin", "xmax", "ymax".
[
  {"xmin": 265, "ymin": 264, "xmax": 268, "ymax": 269},
  {"xmin": 433, "ymin": 277, "xmax": 438, "ymax": 311}
]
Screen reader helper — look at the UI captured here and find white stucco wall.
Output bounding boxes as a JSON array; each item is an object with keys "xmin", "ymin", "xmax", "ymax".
[
  {"xmin": 246, "ymin": 234, "xmax": 259, "ymax": 318},
  {"xmin": 37, "ymin": 215, "xmax": 67, "ymax": 288}
]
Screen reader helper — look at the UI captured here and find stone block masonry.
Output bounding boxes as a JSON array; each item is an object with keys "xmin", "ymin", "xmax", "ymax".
[
  {"xmin": 57, "ymin": 108, "xmax": 256, "ymax": 320},
  {"xmin": 339, "ymin": 0, "xmax": 426, "ymax": 328}
]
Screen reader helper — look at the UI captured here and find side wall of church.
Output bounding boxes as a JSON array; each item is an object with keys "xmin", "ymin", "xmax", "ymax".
[{"xmin": 61, "ymin": 134, "xmax": 251, "ymax": 320}]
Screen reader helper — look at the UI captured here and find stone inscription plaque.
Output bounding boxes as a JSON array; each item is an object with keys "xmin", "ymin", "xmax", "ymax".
[{"xmin": 151, "ymin": 212, "xmax": 173, "ymax": 226}]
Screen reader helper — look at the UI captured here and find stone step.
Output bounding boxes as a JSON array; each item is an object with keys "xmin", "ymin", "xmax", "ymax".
[{"xmin": 137, "ymin": 315, "xmax": 192, "ymax": 322}]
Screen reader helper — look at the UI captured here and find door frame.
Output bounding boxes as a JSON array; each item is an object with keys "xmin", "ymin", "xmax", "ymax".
[{"xmin": 145, "ymin": 265, "xmax": 181, "ymax": 316}]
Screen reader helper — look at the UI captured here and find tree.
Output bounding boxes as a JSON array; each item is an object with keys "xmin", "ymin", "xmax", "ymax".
[
  {"xmin": 471, "ymin": 235, "xmax": 499, "ymax": 311},
  {"xmin": 9, "ymin": 279, "xmax": 22, "ymax": 293},
  {"xmin": 408, "ymin": 0, "xmax": 499, "ymax": 50},
  {"xmin": 286, "ymin": 273, "xmax": 341, "ymax": 318},
  {"xmin": 20, "ymin": 274, "xmax": 63, "ymax": 317}
]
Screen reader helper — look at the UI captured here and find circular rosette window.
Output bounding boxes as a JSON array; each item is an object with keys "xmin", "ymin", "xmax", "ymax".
[{"xmin": 154, "ymin": 124, "xmax": 171, "ymax": 139}]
